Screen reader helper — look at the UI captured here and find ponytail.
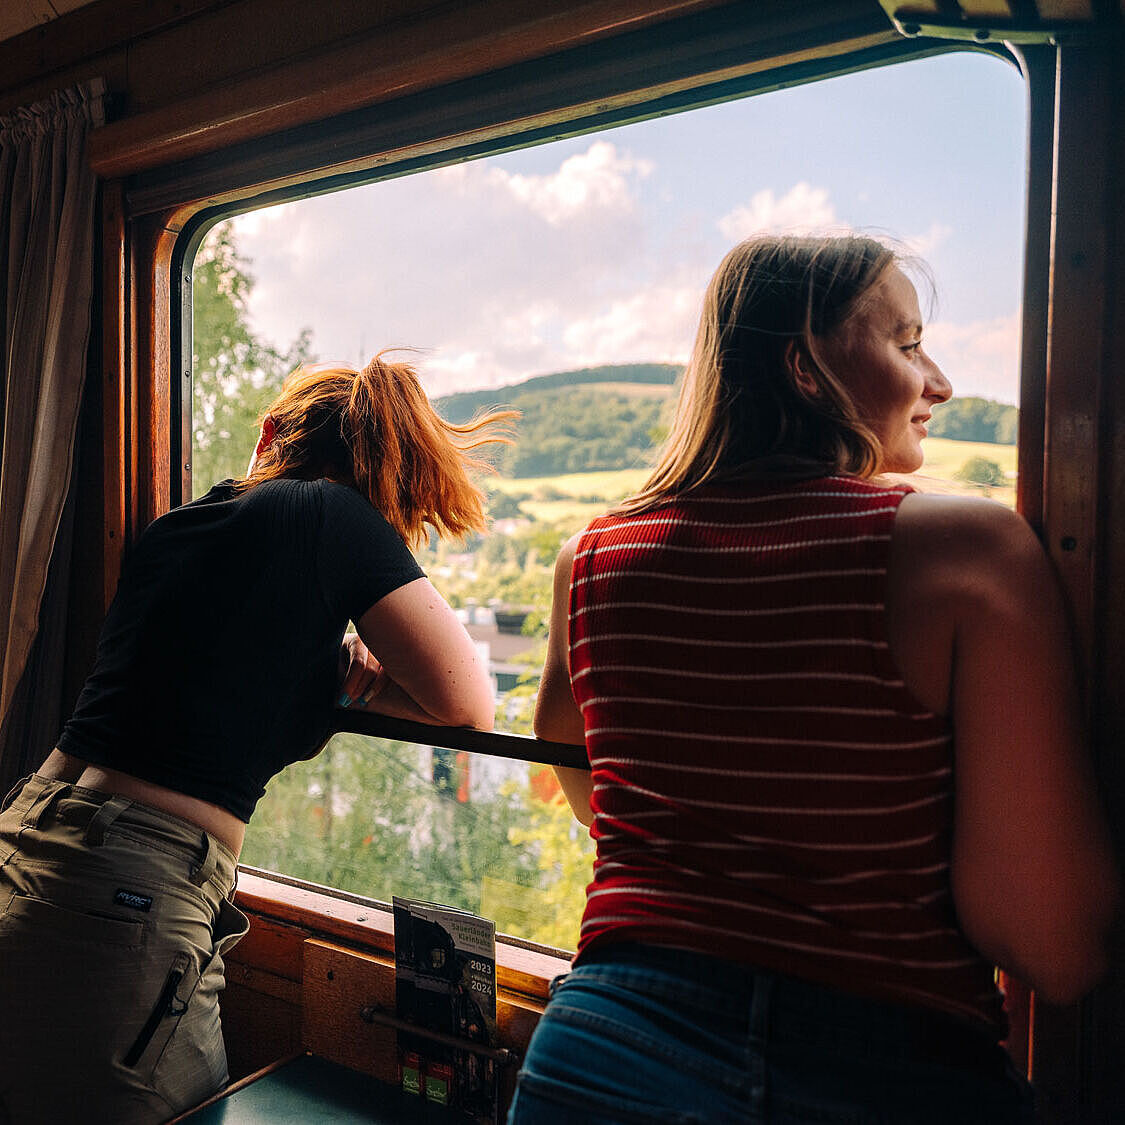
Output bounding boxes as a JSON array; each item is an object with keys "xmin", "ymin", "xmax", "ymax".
[{"xmin": 237, "ymin": 352, "xmax": 515, "ymax": 546}]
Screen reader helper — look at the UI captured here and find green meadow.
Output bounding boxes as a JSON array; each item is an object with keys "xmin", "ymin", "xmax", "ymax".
[{"xmin": 487, "ymin": 436, "xmax": 1017, "ymax": 525}]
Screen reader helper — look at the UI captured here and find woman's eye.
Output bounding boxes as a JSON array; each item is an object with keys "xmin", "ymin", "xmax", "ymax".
[{"xmin": 901, "ymin": 341, "xmax": 922, "ymax": 355}]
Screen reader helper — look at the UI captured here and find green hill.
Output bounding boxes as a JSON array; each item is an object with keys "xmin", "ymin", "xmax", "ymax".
[
  {"xmin": 435, "ymin": 363, "xmax": 681, "ymax": 424},
  {"xmin": 436, "ymin": 364, "xmax": 680, "ymax": 478},
  {"xmin": 434, "ymin": 365, "xmax": 1017, "ymax": 480}
]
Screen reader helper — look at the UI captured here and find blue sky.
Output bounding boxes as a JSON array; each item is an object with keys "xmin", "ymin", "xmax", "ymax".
[{"xmin": 227, "ymin": 49, "xmax": 1027, "ymax": 404}]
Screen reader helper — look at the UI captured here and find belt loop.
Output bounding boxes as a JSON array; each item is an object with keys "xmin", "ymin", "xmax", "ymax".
[
  {"xmin": 190, "ymin": 832, "xmax": 218, "ymax": 887},
  {"xmin": 2, "ymin": 774, "xmax": 33, "ymax": 813},
  {"xmin": 84, "ymin": 796, "xmax": 131, "ymax": 846},
  {"xmin": 748, "ymin": 969, "xmax": 774, "ymax": 1048},
  {"xmin": 21, "ymin": 782, "xmax": 69, "ymax": 830}
]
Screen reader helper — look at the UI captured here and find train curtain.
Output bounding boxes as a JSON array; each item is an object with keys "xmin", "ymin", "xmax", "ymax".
[{"xmin": 0, "ymin": 79, "xmax": 106, "ymax": 781}]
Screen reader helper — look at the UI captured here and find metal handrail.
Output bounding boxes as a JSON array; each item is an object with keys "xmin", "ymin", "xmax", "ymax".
[{"xmin": 333, "ymin": 709, "xmax": 589, "ymax": 771}]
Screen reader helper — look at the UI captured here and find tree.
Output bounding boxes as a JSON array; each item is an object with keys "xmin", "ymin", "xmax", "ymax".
[
  {"xmin": 955, "ymin": 456, "xmax": 1006, "ymax": 491},
  {"xmin": 929, "ymin": 397, "xmax": 1018, "ymax": 445},
  {"xmin": 191, "ymin": 222, "xmax": 312, "ymax": 496}
]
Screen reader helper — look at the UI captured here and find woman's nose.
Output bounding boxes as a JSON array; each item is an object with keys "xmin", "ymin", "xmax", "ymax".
[{"xmin": 926, "ymin": 357, "xmax": 953, "ymax": 404}]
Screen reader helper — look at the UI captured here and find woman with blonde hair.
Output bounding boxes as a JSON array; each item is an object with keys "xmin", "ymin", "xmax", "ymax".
[
  {"xmin": 0, "ymin": 354, "xmax": 508, "ymax": 1123},
  {"xmin": 508, "ymin": 235, "xmax": 1119, "ymax": 1123}
]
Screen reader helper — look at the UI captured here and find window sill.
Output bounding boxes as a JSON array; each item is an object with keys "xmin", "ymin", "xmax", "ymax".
[{"xmin": 234, "ymin": 868, "xmax": 571, "ymax": 1003}]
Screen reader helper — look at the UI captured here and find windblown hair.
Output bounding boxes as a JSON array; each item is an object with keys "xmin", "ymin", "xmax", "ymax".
[
  {"xmin": 621, "ymin": 234, "xmax": 898, "ymax": 514},
  {"xmin": 237, "ymin": 353, "xmax": 516, "ymax": 546}
]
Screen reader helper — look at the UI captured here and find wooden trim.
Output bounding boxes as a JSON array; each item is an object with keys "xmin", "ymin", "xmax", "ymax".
[
  {"xmin": 124, "ymin": 28, "xmax": 904, "ymax": 219},
  {"xmin": 101, "ymin": 179, "xmax": 127, "ymax": 607},
  {"xmin": 1013, "ymin": 44, "xmax": 1055, "ymax": 533},
  {"xmin": 87, "ymin": 0, "xmax": 735, "ymax": 179},
  {"xmin": 234, "ymin": 870, "xmax": 569, "ymax": 1003},
  {"xmin": 127, "ymin": 213, "xmax": 181, "ymax": 529},
  {"xmin": 1030, "ymin": 38, "xmax": 1117, "ymax": 1125},
  {"xmin": 1041, "ymin": 43, "xmax": 1108, "ymax": 678},
  {"xmin": 166, "ymin": 1052, "xmax": 305, "ymax": 1123}
]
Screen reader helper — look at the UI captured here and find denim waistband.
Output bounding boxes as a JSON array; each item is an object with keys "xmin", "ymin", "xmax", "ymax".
[{"xmin": 572, "ymin": 943, "xmax": 1007, "ymax": 1075}]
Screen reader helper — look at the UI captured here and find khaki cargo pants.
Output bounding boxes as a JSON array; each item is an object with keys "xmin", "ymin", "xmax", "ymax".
[{"xmin": 0, "ymin": 774, "xmax": 249, "ymax": 1124}]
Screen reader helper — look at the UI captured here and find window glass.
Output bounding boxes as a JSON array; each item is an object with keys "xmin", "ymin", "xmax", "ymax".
[{"xmin": 192, "ymin": 51, "xmax": 1026, "ymax": 952}]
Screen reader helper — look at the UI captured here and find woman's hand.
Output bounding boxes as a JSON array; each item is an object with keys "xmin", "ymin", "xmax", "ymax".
[{"xmin": 337, "ymin": 632, "xmax": 385, "ymax": 709}]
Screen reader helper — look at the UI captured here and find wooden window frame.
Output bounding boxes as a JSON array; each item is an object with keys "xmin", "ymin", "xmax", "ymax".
[{"xmin": 96, "ymin": 2, "xmax": 1125, "ymax": 1109}]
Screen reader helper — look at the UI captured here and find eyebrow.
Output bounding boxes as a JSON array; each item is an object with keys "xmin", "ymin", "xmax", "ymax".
[{"xmin": 895, "ymin": 318, "xmax": 923, "ymax": 337}]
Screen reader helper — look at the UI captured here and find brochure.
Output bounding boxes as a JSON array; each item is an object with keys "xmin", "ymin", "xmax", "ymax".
[{"xmin": 393, "ymin": 896, "xmax": 499, "ymax": 1122}]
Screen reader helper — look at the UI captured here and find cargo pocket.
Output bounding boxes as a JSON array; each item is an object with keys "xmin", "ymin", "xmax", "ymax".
[
  {"xmin": 122, "ymin": 952, "xmax": 195, "ymax": 1068},
  {"xmin": 0, "ymin": 890, "xmax": 144, "ymax": 947},
  {"xmin": 147, "ymin": 896, "xmax": 251, "ymax": 1113}
]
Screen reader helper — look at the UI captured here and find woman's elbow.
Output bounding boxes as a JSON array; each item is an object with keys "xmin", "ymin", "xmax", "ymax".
[
  {"xmin": 436, "ymin": 681, "xmax": 495, "ymax": 730},
  {"xmin": 1024, "ymin": 943, "xmax": 1110, "ymax": 1006},
  {"xmin": 974, "ymin": 906, "xmax": 1117, "ymax": 1005}
]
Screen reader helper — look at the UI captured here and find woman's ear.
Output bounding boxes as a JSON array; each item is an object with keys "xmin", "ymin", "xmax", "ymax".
[
  {"xmin": 245, "ymin": 414, "xmax": 276, "ymax": 478},
  {"xmin": 785, "ymin": 340, "xmax": 821, "ymax": 400},
  {"xmin": 256, "ymin": 414, "xmax": 276, "ymax": 456}
]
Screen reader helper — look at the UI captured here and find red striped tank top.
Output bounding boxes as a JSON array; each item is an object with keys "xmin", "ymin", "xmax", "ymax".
[{"xmin": 568, "ymin": 475, "xmax": 1004, "ymax": 1033}]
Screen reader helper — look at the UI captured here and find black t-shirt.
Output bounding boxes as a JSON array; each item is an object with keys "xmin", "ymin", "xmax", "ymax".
[{"xmin": 58, "ymin": 478, "xmax": 424, "ymax": 821}]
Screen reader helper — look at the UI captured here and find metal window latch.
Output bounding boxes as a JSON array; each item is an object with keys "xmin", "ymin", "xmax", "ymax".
[{"xmin": 877, "ymin": 2, "xmax": 1103, "ymax": 46}]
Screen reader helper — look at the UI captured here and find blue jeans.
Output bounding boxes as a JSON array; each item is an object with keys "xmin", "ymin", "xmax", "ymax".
[{"xmin": 507, "ymin": 944, "xmax": 1033, "ymax": 1125}]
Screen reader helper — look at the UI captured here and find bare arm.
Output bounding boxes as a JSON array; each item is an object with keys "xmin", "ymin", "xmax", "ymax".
[
  {"xmin": 534, "ymin": 535, "xmax": 593, "ymax": 825},
  {"xmin": 347, "ymin": 577, "xmax": 495, "ymax": 730},
  {"xmin": 899, "ymin": 499, "xmax": 1120, "ymax": 1003}
]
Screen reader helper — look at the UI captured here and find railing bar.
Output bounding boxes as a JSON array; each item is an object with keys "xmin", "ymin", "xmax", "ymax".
[
  {"xmin": 332, "ymin": 710, "xmax": 590, "ymax": 770},
  {"xmin": 359, "ymin": 1005, "xmax": 520, "ymax": 1066}
]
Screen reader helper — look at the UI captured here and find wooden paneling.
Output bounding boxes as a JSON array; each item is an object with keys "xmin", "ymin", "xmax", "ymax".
[
  {"xmin": 1089, "ymin": 45, "xmax": 1125, "ymax": 1125},
  {"xmin": 122, "ymin": 7, "xmax": 899, "ymax": 217},
  {"xmin": 234, "ymin": 871, "xmax": 568, "ymax": 1002},
  {"xmin": 301, "ymin": 937, "xmax": 544, "ymax": 1104},
  {"xmin": 303, "ymin": 940, "xmax": 400, "ymax": 1084},
  {"xmin": 220, "ymin": 982, "xmax": 302, "ymax": 1083},
  {"xmin": 227, "ymin": 912, "xmax": 308, "ymax": 983},
  {"xmin": 87, "ymin": 0, "xmax": 734, "ymax": 178},
  {"xmin": 1040, "ymin": 44, "xmax": 1107, "ymax": 681},
  {"xmin": 1030, "ymin": 36, "xmax": 1125, "ymax": 1125},
  {"xmin": 0, "ymin": 0, "xmax": 226, "ymax": 99}
]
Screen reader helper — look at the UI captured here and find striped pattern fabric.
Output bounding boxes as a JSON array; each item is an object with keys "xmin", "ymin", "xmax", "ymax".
[{"xmin": 569, "ymin": 475, "xmax": 1004, "ymax": 1032}]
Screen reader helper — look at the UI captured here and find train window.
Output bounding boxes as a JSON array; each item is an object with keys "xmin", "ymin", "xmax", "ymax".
[{"xmin": 191, "ymin": 49, "xmax": 1025, "ymax": 952}]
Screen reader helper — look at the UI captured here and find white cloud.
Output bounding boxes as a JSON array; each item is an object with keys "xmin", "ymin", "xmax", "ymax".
[
  {"xmin": 230, "ymin": 201, "xmax": 296, "ymax": 238},
  {"xmin": 503, "ymin": 142, "xmax": 653, "ymax": 225},
  {"xmin": 902, "ymin": 222, "xmax": 953, "ymax": 257},
  {"xmin": 715, "ymin": 186, "xmax": 953, "ymax": 266},
  {"xmin": 562, "ymin": 285, "xmax": 700, "ymax": 367},
  {"xmin": 924, "ymin": 313, "xmax": 1020, "ymax": 403},
  {"xmin": 436, "ymin": 141, "xmax": 653, "ymax": 227},
  {"xmin": 717, "ymin": 182, "xmax": 839, "ymax": 240}
]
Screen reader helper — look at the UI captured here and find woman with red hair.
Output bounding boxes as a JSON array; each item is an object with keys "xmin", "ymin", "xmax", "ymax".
[{"xmin": 0, "ymin": 354, "xmax": 509, "ymax": 1123}]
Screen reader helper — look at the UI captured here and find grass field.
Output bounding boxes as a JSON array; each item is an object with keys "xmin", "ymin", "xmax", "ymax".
[{"xmin": 487, "ymin": 437, "xmax": 1017, "ymax": 524}]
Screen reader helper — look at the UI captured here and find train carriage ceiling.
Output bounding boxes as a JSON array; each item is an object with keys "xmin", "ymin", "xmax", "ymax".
[
  {"xmin": 0, "ymin": 0, "xmax": 99, "ymax": 44},
  {"xmin": 1, "ymin": 0, "xmax": 1118, "ymax": 49}
]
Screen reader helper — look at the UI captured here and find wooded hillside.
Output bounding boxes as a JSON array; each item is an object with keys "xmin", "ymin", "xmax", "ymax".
[{"xmin": 434, "ymin": 365, "xmax": 1017, "ymax": 479}]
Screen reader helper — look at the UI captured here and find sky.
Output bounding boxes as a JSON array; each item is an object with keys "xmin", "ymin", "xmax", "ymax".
[{"xmin": 223, "ymin": 50, "xmax": 1027, "ymax": 405}]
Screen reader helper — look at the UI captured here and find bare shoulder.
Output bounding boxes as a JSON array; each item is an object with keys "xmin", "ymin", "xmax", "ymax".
[
  {"xmin": 893, "ymin": 492, "xmax": 1047, "ymax": 594},
  {"xmin": 558, "ymin": 530, "xmax": 583, "ymax": 565},
  {"xmin": 896, "ymin": 491, "xmax": 1036, "ymax": 549}
]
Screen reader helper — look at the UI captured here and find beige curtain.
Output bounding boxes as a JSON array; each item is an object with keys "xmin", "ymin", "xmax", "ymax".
[{"xmin": 0, "ymin": 80, "xmax": 106, "ymax": 747}]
